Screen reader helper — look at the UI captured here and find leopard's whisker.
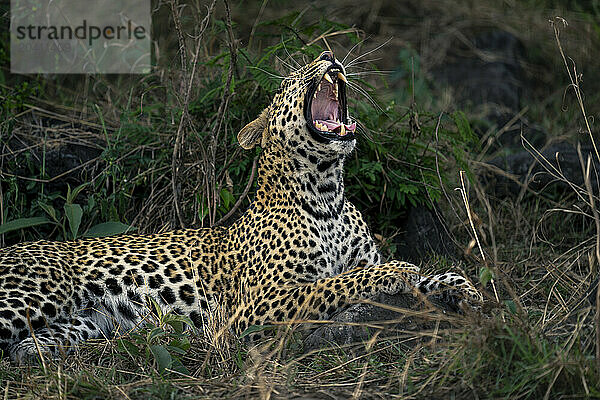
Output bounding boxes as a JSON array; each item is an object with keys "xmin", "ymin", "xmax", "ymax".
[
  {"xmin": 281, "ymin": 38, "xmax": 303, "ymax": 69},
  {"xmin": 345, "ymin": 58, "xmax": 383, "ymax": 69},
  {"xmin": 346, "ymin": 71, "xmax": 394, "ymax": 77},
  {"xmin": 346, "ymin": 37, "xmax": 393, "ymax": 69},
  {"xmin": 247, "ymin": 66, "xmax": 285, "ymax": 80},
  {"xmin": 275, "ymin": 55, "xmax": 297, "ymax": 74},
  {"xmin": 341, "ymin": 36, "xmax": 369, "ymax": 65},
  {"xmin": 347, "ymin": 81, "xmax": 387, "ymax": 115}
]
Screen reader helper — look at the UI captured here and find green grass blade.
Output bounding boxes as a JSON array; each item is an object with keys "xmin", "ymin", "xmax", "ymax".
[
  {"xmin": 84, "ymin": 222, "xmax": 136, "ymax": 238},
  {"xmin": 0, "ymin": 217, "xmax": 52, "ymax": 235}
]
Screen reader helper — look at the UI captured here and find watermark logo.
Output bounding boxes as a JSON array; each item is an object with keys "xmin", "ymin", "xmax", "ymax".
[{"xmin": 11, "ymin": 0, "xmax": 151, "ymax": 74}]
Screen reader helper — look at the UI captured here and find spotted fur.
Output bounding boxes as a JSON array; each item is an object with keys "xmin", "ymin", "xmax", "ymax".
[{"xmin": 0, "ymin": 52, "xmax": 482, "ymax": 363}]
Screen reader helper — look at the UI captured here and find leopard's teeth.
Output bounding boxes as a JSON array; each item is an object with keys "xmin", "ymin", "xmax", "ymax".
[
  {"xmin": 318, "ymin": 83, "xmax": 322, "ymax": 92},
  {"xmin": 337, "ymin": 72, "xmax": 347, "ymax": 83},
  {"xmin": 324, "ymin": 72, "xmax": 334, "ymax": 84},
  {"xmin": 340, "ymin": 124, "xmax": 346, "ymax": 136}
]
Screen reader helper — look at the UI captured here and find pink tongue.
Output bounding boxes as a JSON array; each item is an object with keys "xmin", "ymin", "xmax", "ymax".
[{"xmin": 316, "ymin": 119, "xmax": 356, "ymax": 132}]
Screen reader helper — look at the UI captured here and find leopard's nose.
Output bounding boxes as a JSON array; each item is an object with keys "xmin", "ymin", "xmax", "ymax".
[{"xmin": 317, "ymin": 51, "xmax": 335, "ymax": 62}]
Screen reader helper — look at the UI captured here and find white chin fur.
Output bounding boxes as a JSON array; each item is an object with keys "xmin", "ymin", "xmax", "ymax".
[{"xmin": 329, "ymin": 138, "xmax": 356, "ymax": 155}]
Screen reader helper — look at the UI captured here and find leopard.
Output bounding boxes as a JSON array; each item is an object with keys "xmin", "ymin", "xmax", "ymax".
[{"xmin": 0, "ymin": 51, "xmax": 482, "ymax": 364}]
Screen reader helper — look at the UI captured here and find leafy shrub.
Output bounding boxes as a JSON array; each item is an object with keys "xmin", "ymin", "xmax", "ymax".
[
  {"xmin": 0, "ymin": 11, "xmax": 476, "ymax": 256},
  {"xmin": 115, "ymin": 297, "xmax": 194, "ymax": 375}
]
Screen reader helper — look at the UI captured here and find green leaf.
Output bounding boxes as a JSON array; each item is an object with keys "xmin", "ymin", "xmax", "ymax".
[
  {"xmin": 66, "ymin": 182, "xmax": 89, "ymax": 204},
  {"xmin": 452, "ymin": 111, "xmax": 477, "ymax": 145},
  {"xmin": 197, "ymin": 194, "xmax": 210, "ymax": 221},
  {"xmin": 220, "ymin": 188, "xmax": 234, "ymax": 210},
  {"xmin": 166, "ymin": 319, "xmax": 184, "ymax": 335},
  {"xmin": 63, "ymin": 203, "xmax": 83, "ymax": 240},
  {"xmin": 84, "ymin": 222, "xmax": 135, "ymax": 238},
  {"xmin": 170, "ymin": 358, "xmax": 190, "ymax": 375},
  {"xmin": 169, "ymin": 337, "xmax": 191, "ymax": 352},
  {"xmin": 164, "ymin": 314, "xmax": 195, "ymax": 333},
  {"xmin": 150, "ymin": 345, "xmax": 172, "ymax": 373},
  {"xmin": 504, "ymin": 300, "xmax": 517, "ymax": 315},
  {"xmin": 166, "ymin": 345, "xmax": 187, "ymax": 355},
  {"xmin": 146, "ymin": 296, "xmax": 163, "ymax": 321},
  {"xmin": 147, "ymin": 327, "xmax": 166, "ymax": 342},
  {"xmin": 0, "ymin": 217, "xmax": 52, "ymax": 235},
  {"xmin": 479, "ymin": 267, "xmax": 494, "ymax": 287},
  {"xmin": 38, "ymin": 202, "xmax": 58, "ymax": 222},
  {"xmin": 131, "ymin": 332, "xmax": 145, "ymax": 345},
  {"xmin": 116, "ymin": 338, "xmax": 140, "ymax": 356}
]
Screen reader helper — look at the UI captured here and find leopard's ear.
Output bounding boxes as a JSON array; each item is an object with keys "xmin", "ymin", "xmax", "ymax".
[{"xmin": 238, "ymin": 108, "xmax": 270, "ymax": 150}]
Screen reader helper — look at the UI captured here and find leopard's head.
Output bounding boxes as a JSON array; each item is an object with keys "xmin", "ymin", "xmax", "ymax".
[{"xmin": 238, "ymin": 51, "xmax": 356, "ymax": 160}]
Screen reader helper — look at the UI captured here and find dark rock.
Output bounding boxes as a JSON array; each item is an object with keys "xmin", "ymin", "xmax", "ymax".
[
  {"xmin": 433, "ymin": 30, "xmax": 525, "ymax": 113},
  {"xmin": 3, "ymin": 115, "xmax": 103, "ymax": 194},
  {"xmin": 435, "ymin": 31, "xmax": 597, "ymax": 198},
  {"xmin": 432, "ymin": 29, "xmax": 548, "ymax": 152},
  {"xmin": 481, "ymin": 141, "xmax": 600, "ymax": 197},
  {"xmin": 394, "ymin": 205, "xmax": 458, "ymax": 263},
  {"xmin": 304, "ymin": 293, "xmax": 454, "ymax": 351},
  {"xmin": 474, "ymin": 108, "xmax": 547, "ymax": 150}
]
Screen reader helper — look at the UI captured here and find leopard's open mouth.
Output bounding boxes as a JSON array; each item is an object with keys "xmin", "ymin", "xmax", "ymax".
[{"xmin": 305, "ymin": 65, "xmax": 356, "ymax": 142}]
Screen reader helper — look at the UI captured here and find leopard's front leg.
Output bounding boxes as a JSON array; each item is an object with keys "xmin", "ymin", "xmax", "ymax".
[
  {"xmin": 231, "ymin": 260, "xmax": 420, "ymax": 335},
  {"xmin": 418, "ymin": 272, "xmax": 483, "ymax": 308}
]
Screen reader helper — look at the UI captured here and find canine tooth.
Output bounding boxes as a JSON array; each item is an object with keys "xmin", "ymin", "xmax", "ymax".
[
  {"xmin": 324, "ymin": 72, "xmax": 334, "ymax": 84},
  {"xmin": 318, "ymin": 83, "xmax": 322, "ymax": 92},
  {"xmin": 337, "ymin": 72, "xmax": 347, "ymax": 83},
  {"xmin": 340, "ymin": 124, "xmax": 346, "ymax": 135}
]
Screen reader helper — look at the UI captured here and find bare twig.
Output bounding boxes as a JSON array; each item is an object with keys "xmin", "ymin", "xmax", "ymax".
[
  {"xmin": 456, "ymin": 171, "xmax": 500, "ymax": 303},
  {"xmin": 579, "ymin": 147, "xmax": 600, "ymax": 372},
  {"xmin": 248, "ymin": 0, "xmax": 269, "ymax": 50},
  {"xmin": 170, "ymin": 0, "xmax": 217, "ymax": 227},
  {"xmin": 551, "ymin": 17, "xmax": 600, "ymax": 161},
  {"xmin": 216, "ymin": 156, "xmax": 258, "ymax": 226},
  {"xmin": 552, "ymin": 16, "xmax": 600, "ymax": 372},
  {"xmin": 25, "ymin": 307, "xmax": 47, "ymax": 373},
  {"xmin": 206, "ymin": 0, "xmax": 237, "ymax": 226}
]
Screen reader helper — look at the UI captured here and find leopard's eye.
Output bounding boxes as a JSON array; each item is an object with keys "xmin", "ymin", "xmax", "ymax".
[{"xmin": 318, "ymin": 51, "xmax": 334, "ymax": 62}]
